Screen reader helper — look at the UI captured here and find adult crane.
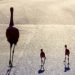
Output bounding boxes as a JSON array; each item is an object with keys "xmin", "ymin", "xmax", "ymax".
[{"xmin": 6, "ymin": 7, "xmax": 19, "ymax": 67}]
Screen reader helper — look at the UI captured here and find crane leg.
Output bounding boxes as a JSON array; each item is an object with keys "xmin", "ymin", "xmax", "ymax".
[
  {"xmin": 12, "ymin": 44, "xmax": 15, "ymax": 66},
  {"xmin": 9, "ymin": 44, "xmax": 12, "ymax": 67},
  {"xmin": 68, "ymin": 55, "xmax": 69, "ymax": 65}
]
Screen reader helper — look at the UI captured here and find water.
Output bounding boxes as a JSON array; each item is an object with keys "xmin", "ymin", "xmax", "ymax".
[{"xmin": 0, "ymin": 24, "xmax": 75, "ymax": 75}]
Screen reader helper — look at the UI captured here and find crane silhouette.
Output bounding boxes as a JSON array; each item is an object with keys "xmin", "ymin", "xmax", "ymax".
[{"xmin": 6, "ymin": 7, "xmax": 19, "ymax": 67}]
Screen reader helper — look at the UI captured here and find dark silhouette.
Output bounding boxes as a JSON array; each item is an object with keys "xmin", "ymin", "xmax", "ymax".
[
  {"xmin": 64, "ymin": 45, "xmax": 70, "ymax": 64},
  {"xmin": 64, "ymin": 60, "xmax": 70, "ymax": 72},
  {"xmin": 40, "ymin": 49, "xmax": 46, "ymax": 70},
  {"xmin": 38, "ymin": 49, "xmax": 46, "ymax": 74},
  {"xmin": 6, "ymin": 7, "xmax": 19, "ymax": 67}
]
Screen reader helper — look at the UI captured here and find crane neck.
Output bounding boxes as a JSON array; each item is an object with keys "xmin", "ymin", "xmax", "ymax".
[{"xmin": 9, "ymin": 7, "xmax": 14, "ymax": 27}]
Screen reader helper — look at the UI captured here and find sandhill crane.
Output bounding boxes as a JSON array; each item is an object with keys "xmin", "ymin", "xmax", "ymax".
[
  {"xmin": 6, "ymin": 7, "xmax": 19, "ymax": 67},
  {"xmin": 64, "ymin": 45, "xmax": 70, "ymax": 64}
]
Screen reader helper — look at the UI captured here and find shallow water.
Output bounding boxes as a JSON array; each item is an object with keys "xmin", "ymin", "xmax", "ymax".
[{"xmin": 0, "ymin": 24, "xmax": 75, "ymax": 75}]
